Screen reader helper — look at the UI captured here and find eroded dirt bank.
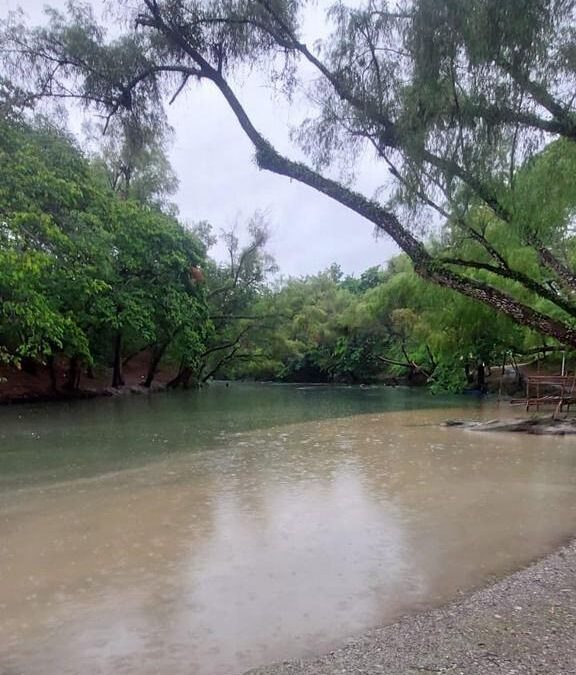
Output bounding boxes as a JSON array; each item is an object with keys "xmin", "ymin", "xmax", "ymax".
[
  {"xmin": 0, "ymin": 352, "xmax": 174, "ymax": 404},
  {"xmin": 247, "ymin": 538, "xmax": 576, "ymax": 675}
]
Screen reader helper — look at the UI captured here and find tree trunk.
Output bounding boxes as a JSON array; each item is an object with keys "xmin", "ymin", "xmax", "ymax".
[
  {"xmin": 144, "ymin": 343, "xmax": 169, "ymax": 388},
  {"xmin": 64, "ymin": 356, "xmax": 81, "ymax": 392},
  {"xmin": 21, "ymin": 357, "xmax": 38, "ymax": 375},
  {"xmin": 180, "ymin": 368, "xmax": 194, "ymax": 388},
  {"xmin": 477, "ymin": 362, "xmax": 487, "ymax": 393},
  {"xmin": 537, "ymin": 247, "xmax": 576, "ymax": 294},
  {"xmin": 112, "ymin": 331, "xmax": 125, "ymax": 388},
  {"xmin": 430, "ymin": 267, "xmax": 576, "ymax": 348},
  {"xmin": 167, "ymin": 363, "xmax": 194, "ymax": 389}
]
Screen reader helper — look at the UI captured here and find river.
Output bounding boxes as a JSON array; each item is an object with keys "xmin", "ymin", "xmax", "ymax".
[{"xmin": 1, "ymin": 384, "xmax": 576, "ymax": 675}]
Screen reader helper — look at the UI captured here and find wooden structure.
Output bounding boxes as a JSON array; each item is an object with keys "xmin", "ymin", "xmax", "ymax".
[{"xmin": 511, "ymin": 373, "xmax": 576, "ymax": 416}]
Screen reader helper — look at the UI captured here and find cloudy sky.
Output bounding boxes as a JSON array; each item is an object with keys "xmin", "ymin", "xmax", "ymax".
[{"xmin": 0, "ymin": 0, "xmax": 399, "ymax": 277}]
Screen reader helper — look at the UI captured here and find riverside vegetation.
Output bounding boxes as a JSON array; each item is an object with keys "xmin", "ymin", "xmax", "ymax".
[{"xmin": 1, "ymin": 0, "xmax": 576, "ymax": 396}]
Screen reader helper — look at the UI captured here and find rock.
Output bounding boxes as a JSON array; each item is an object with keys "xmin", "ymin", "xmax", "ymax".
[{"xmin": 442, "ymin": 416, "xmax": 576, "ymax": 435}]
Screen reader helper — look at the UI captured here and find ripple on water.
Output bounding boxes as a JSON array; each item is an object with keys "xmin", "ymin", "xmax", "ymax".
[{"xmin": 1, "ymin": 405, "xmax": 576, "ymax": 675}]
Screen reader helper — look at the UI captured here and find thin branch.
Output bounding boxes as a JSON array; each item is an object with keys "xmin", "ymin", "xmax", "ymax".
[
  {"xmin": 499, "ymin": 60, "xmax": 576, "ymax": 138},
  {"xmin": 441, "ymin": 256, "xmax": 576, "ymax": 317},
  {"xmin": 169, "ymin": 74, "xmax": 189, "ymax": 104},
  {"xmin": 377, "ymin": 354, "xmax": 434, "ymax": 380}
]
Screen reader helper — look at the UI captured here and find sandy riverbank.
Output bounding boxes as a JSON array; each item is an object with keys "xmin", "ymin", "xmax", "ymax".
[{"xmin": 246, "ymin": 538, "xmax": 576, "ymax": 675}]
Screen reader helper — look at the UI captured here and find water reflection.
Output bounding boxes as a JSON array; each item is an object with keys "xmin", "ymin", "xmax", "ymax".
[
  {"xmin": 1, "ymin": 401, "xmax": 576, "ymax": 674},
  {"xmin": 0, "ymin": 383, "xmax": 478, "ymax": 489}
]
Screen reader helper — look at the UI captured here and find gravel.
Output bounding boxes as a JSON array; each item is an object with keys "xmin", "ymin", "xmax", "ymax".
[{"xmin": 245, "ymin": 539, "xmax": 576, "ymax": 675}]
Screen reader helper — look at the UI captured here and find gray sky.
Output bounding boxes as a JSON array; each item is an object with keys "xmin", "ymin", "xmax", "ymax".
[{"xmin": 1, "ymin": 0, "xmax": 399, "ymax": 277}]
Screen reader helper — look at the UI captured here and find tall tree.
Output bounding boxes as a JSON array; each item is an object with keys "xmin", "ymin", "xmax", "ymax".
[
  {"xmin": 183, "ymin": 213, "xmax": 278, "ymax": 385},
  {"xmin": 89, "ymin": 115, "xmax": 178, "ymax": 210}
]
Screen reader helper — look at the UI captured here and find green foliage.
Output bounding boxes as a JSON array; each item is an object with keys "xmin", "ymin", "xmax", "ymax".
[
  {"xmin": 223, "ymin": 251, "xmax": 538, "ymax": 391},
  {"xmin": 4, "ymin": 0, "xmax": 576, "ymax": 353},
  {"xmin": 235, "ymin": 139, "xmax": 576, "ymax": 391},
  {"xmin": 191, "ymin": 215, "xmax": 278, "ymax": 385},
  {"xmin": 1, "ymin": 110, "xmax": 570, "ymax": 393},
  {"xmin": 0, "ymin": 116, "xmax": 209, "ymax": 386},
  {"xmin": 89, "ymin": 115, "xmax": 179, "ymax": 211},
  {"xmin": 232, "ymin": 268, "xmax": 390, "ymax": 383},
  {"xmin": 3, "ymin": 0, "xmax": 576, "ymax": 389}
]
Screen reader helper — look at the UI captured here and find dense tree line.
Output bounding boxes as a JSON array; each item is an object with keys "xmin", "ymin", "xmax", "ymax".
[
  {"xmin": 1, "ymin": 0, "xmax": 576, "ymax": 394},
  {"xmin": 218, "ymin": 257, "xmax": 534, "ymax": 391},
  {"xmin": 0, "ymin": 115, "xmax": 211, "ymax": 390},
  {"xmin": 223, "ymin": 138, "xmax": 576, "ymax": 391},
  {"xmin": 0, "ymin": 112, "xmax": 281, "ymax": 393},
  {"xmin": 2, "ymin": 0, "xmax": 575, "ymax": 347},
  {"xmin": 0, "ymin": 110, "xmax": 573, "ymax": 394}
]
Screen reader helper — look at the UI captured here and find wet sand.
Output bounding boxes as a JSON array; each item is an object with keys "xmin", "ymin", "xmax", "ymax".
[{"xmin": 247, "ymin": 536, "xmax": 576, "ymax": 675}]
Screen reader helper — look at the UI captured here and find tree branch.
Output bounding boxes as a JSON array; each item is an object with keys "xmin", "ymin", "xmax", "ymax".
[{"xmin": 441, "ymin": 256, "xmax": 576, "ymax": 318}]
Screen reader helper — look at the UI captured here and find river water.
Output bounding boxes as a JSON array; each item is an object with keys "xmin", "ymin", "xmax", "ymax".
[{"xmin": 1, "ymin": 384, "xmax": 576, "ymax": 675}]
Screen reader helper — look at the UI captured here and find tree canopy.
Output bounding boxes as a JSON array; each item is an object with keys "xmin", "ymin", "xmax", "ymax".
[
  {"xmin": 0, "ymin": 108, "xmax": 573, "ymax": 394},
  {"xmin": 1, "ymin": 0, "xmax": 576, "ymax": 393},
  {"xmin": 2, "ymin": 0, "xmax": 576, "ymax": 348},
  {"xmin": 0, "ymin": 113, "xmax": 210, "ymax": 390}
]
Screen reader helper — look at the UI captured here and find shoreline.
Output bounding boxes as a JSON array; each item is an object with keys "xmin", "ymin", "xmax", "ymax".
[
  {"xmin": 246, "ymin": 536, "xmax": 576, "ymax": 675},
  {"xmin": 0, "ymin": 352, "xmax": 179, "ymax": 406},
  {"xmin": 0, "ymin": 381, "xmax": 168, "ymax": 406}
]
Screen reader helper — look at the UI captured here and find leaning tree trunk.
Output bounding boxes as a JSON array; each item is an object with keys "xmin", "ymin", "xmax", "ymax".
[
  {"xmin": 112, "ymin": 331, "xmax": 125, "ymax": 388},
  {"xmin": 184, "ymin": 64, "xmax": 576, "ymax": 350},
  {"xmin": 167, "ymin": 360, "xmax": 194, "ymax": 389}
]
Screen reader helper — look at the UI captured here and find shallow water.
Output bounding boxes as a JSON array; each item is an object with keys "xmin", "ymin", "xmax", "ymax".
[{"xmin": 1, "ymin": 385, "xmax": 576, "ymax": 675}]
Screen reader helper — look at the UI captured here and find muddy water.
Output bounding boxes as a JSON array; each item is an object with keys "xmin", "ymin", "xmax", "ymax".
[{"xmin": 2, "ymin": 387, "xmax": 576, "ymax": 675}]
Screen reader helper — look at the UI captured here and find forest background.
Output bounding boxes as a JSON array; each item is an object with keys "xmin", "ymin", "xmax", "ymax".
[{"xmin": 1, "ymin": 0, "xmax": 575, "ymax": 398}]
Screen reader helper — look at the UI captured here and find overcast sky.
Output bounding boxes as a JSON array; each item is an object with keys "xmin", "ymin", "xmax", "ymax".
[{"xmin": 0, "ymin": 0, "xmax": 399, "ymax": 277}]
